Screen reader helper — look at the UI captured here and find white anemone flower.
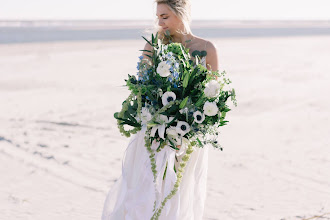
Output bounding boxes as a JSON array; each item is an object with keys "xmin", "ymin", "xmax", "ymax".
[
  {"xmin": 157, "ymin": 61, "xmax": 171, "ymax": 77},
  {"xmin": 203, "ymin": 101, "xmax": 219, "ymax": 116},
  {"xmin": 193, "ymin": 111, "xmax": 205, "ymax": 124},
  {"xmin": 176, "ymin": 121, "xmax": 191, "ymax": 136},
  {"xmin": 162, "ymin": 91, "xmax": 176, "ymax": 106},
  {"xmin": 204, "ymin": 80, "xmax": 221, "ymax": 98}
]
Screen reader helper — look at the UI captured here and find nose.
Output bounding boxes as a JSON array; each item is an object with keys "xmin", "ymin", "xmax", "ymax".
[{"xmin": 158, "ymin": 19, "xmax": 164, "ymax": 27}]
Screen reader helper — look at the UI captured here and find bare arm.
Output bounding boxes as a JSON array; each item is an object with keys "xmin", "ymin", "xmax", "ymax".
[{"xmin": 205, "ymin": 41, "xmax": 219, "ymax": 71}]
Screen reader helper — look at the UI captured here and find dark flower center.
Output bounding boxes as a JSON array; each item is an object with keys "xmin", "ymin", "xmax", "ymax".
[
  {"xmin": 167, "ymin": 96, "xmax": 174, "ymax": 102},
  {"xmin": 181, "ymin": 125, "xmax": 187, "ymax": 131},
  {"xmin": 196, "ymin": 115, "xmax": 202, "ymax": 121}
]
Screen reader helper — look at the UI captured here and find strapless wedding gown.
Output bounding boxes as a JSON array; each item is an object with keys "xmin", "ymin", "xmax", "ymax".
[{"xmin": 102, "ymin": 59, "xmax": 209, "ymax": 220}]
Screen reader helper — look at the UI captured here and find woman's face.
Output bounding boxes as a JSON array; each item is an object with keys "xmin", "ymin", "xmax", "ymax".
[{"xmin": 156, "ymin": 3, "xmax": 182, "ymax": 35}]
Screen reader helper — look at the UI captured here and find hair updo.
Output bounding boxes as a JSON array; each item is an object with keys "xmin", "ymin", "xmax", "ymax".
[{"xmin": 154, "ymin": 0, "xmax": 192, "ymax": 41}]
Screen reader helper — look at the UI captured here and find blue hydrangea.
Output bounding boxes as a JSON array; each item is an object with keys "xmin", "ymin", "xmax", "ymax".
[
  {"xmin": 137, "ymin": 68, "xmax": 150, "ymax": 82},
  {"xmin": 173, "ymin": 71, "xmax": 179, "ymax": 80},
  {"xmin": 166, "ymin": 52, "xmax": 173, "ymax": 59}
]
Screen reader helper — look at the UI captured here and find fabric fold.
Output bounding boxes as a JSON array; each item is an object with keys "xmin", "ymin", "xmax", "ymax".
[{"xmin": 102, "ymin": 128, "xmax": 208, "ymax": 220}]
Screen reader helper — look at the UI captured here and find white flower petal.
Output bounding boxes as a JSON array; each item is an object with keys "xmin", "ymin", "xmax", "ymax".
[
  {"xmin": 157, "ymin": 61, "xmax": 171, "ymax": 77},
  {"xmin": 203, "ymin": 101, "xmax": 218, "ymax": 116},
  {"xmin": 193, "ymin": 110, "xmax": 205, "ymax": 123},
  {"xmin": 150, "ymin": 126, "xmax": 158, "ymax": 137},
  {"xmin": 204, "ymin": 80, "xmax": 221, "ymax": 98},
  {"xmin": 161, "ymin": 91, "xmax": 176, "ymax": 106},
  {"xmin": 176, "ymin": 121, "xmax": 191, "ymax": 136},
  {"xmin": 166, "ymin": 126, "xmax": 178, "ymax": 137},
  {"xmin": 158, "ymin": 124, "xmax": 166, "ymax": 140},
  {"xmin": 159, "ymin": 114, "xmax": 169, "ymax": 123}
]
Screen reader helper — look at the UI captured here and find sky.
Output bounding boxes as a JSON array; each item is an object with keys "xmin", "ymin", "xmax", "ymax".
[{"xmin": 1, "ymin": 0, "xmax": 330, "ymax": 20}]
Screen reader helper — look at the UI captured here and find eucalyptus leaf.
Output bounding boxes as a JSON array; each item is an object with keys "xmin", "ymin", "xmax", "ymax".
[
  {"xmin": 192, "ymin": 50, "xmax": 201, "ymax": 57},
  {"xmin": 201, "ymin": 50, "xmax": 207, "ymax": 57}
]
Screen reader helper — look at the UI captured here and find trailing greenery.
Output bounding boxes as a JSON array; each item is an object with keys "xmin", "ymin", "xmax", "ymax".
[{"xmin": 151, "ymin": 142, "xmax": 195, "ymax": 220}]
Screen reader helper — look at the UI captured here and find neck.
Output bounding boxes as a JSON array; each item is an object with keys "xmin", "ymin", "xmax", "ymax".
[{"xmin": 171, "ymin": 31, "xmax": 194, "ymax": 44}]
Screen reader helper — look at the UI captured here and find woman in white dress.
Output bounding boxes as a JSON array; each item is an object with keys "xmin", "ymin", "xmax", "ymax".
[{"xmin": 102, "ymin": 0, "xmax": 219, "ymax": 219}]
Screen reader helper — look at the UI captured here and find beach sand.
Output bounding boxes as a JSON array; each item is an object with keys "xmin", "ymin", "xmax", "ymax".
[{"xmin": 1, "ymin": 35, "xmax": 330, "ymax": 219}]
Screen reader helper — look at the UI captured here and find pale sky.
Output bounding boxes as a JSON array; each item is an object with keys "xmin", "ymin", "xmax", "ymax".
[{"xmin": 1, "ymin": 0, "xmax": 330, "ymax": 20}]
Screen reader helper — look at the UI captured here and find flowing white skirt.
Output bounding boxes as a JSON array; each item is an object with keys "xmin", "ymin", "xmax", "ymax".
[{"xmin": 102, "ymin": 126, "xmax": 208, "ymax": 220}]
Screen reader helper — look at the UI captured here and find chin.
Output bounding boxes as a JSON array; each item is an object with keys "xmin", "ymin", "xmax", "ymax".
[{"xmin": 159, "ymin": 28, "xmax": 170, "ymax": 35}]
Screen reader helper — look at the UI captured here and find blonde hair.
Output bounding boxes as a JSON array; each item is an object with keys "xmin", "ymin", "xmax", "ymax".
[{"xmin": 154, "ymin": 0, "xmax": 192, "ymax": 43}]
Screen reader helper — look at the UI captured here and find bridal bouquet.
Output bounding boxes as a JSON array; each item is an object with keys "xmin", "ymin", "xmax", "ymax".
[{"xmin": 114, "ymin": 32, "xmax": 237, "ymax": 219}]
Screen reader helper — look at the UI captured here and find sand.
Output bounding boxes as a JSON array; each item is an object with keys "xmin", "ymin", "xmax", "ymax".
[{"xmin": 1, "ymin": 35, "xmax": 330, "ymax": 220}]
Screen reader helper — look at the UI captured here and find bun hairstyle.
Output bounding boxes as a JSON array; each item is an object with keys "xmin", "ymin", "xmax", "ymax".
[{"xmin": 154, "ymin": 0, "xmax": 192, "ymax": 42}]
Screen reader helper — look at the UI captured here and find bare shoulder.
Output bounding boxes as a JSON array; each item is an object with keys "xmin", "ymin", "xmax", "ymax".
[
  {"xmin": 195, "ymin": 37, "xmax": 219, "ymax": 71},
  {"xmin": 192, "ymin": 36, "xmax": 218, "ymax": 54},
  {"xmin": 205, "ymin": 40, "xmax": 218, "ymax": 56}
]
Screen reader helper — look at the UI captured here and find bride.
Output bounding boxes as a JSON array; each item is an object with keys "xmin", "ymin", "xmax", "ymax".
[{"xmin": 102, "ymin": 0, "xmax": 219, "ymax": 219}]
